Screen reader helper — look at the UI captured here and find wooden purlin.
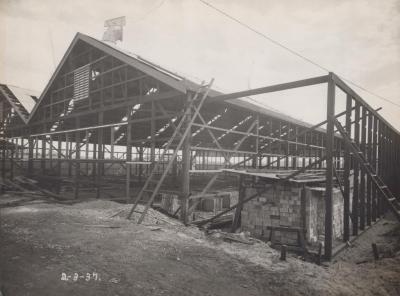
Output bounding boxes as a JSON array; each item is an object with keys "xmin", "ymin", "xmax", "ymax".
[{"xmin": 127, "ymin": 79, "xmax": 214, "ymax": 224}]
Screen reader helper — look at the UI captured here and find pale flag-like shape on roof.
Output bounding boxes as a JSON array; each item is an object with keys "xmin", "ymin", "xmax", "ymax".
[{"xmin": 102, "ymin": 16, "xmax": 126, "ymax": 43}]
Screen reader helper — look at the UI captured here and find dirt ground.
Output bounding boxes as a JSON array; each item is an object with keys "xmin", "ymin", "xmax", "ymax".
[{"xmin": 0, "ymin": 197, "xmax": 399, "ymax": 296}]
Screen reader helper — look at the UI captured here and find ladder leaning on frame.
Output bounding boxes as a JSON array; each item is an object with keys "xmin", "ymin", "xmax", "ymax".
[{"xmin": 127, "ymin": 79, "xmax": 214, "ymax": 224}]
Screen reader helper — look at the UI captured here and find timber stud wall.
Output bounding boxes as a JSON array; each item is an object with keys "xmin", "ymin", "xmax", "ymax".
[{"xmin": 324, "ymin": 72, "xmax": 400, "ymax": 259}]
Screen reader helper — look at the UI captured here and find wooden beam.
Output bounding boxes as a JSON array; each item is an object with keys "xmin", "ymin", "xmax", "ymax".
[
  {"xmin": 209, "ymin": 75, "xmax": 329, "ymax": 102},
  {"xmin": 29, "ymin": 113, "xmax": 177, "ymax": 137},
  {"xmin": 14, "ymin": 90, "xmax": 181, "ymax": 133}
]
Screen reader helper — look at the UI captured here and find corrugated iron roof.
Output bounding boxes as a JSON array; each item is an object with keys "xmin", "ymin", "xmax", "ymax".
[
  {"xmin": 0, "ymin": 83, "xmax": 39, "ymax": 124},
  {"xmin": 6, "ymin": 84, "xmax": 39, "ymax": 113}
]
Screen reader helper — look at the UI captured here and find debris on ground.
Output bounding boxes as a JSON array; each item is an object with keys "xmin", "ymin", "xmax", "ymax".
[{"xmin": 1, "ymin": 198, "xmax": 399, "ymax": 296}]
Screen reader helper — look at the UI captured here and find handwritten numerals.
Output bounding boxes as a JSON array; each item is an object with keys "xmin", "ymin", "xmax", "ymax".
[{"xmin": 60, "ymin": 272, "xmax": 101, "ymax": 282}]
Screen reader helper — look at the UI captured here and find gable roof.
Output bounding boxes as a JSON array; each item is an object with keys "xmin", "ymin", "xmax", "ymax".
[
  {"xmin": 28, "ymin": 32, "xmax": 323, "ymax": 132},
  {"xmin": 28, "ymin": 32, "xmax": 211, "ymax": 122},
  {"xmin": 0, "ymin": 83, "xmax": 39, "ymax": 124}
]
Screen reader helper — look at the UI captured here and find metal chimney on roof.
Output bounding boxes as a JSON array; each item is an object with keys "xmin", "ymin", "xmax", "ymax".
[{"xmin": 102, "ymin": 16, "xmax": 126, "ymax": 44}]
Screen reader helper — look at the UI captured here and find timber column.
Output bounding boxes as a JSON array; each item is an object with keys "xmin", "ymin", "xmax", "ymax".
[
  {"xmin": 96, "ymin": 112, "xmax": 104, "ymax": 198},
  {"xmin": 325, "ymin": 73, "xmax": 335, "ymax": 260},
  {"xmin": 28, "ymin": 134, "xmax": 34, "ymax": 176},
  {"xmin": 1, "ymin": 137, "xmax": 5, "ymax": 180},
  {"xmin": 181, "ymin": 93, "xmax": 192, "ymax": 224},
  {"xmin": 74, "ymin": 118, "xmax": 81, "ymax": 199},
  {"xmin": 125, "ymin": 108, "xmax": 132, "ymax": 202},
  {"xmin": 343, "ymin": 94, "xmax": 352, "ymax": 242}
]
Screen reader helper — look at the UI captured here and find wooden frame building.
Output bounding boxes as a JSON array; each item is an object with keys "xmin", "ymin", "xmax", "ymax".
[{"xmin": 2, "ymin": 33, "xmax": 399, "ymax": 260}]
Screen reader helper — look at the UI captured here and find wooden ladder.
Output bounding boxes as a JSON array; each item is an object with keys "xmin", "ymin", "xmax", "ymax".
[
  {"xmin": 127, "ymin": 79, "xmax": 214, "ymax": 224},
  {"xmin": 334, "ymin": 118, "xmax": 400, "ymax": 221}
]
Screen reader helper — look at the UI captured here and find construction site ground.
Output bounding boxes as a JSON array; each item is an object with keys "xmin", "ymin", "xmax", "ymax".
[{"xmin": 0, "ymin": 195, "xmax": 399, "ymax": 296}]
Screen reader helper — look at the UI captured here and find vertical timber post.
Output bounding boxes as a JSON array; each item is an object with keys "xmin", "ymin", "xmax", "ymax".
[
  {"xmin": 41, "ymin": 134, "xmax": 46, "ymax": 174},
  {"xmin": 360, "ymin": 107, "xmax": 367, "ymax": 230},
  {"xmin": 352, "ymin": 102, "xmax": 360, "ymax": 235},
  {"xmin": 96, "ymin": 112, "xmax": 104, "ymax": 199},
  {"xmin": 1, "ymin": 138, "xmax": 5, "ymax": 180},
  {"xmin": 49, "ymin": 135, "xmax": 53, "ymax": 172},
  {"xmin": 150, "ymin": 101, "xmax": 156, "ymax": 168},
  {"xmin": 231, "ymin": 175, "xmax": 245, "ymax": 232},
  {"xmin": 293, "ymin": 126, "xmax": 298, "ymax": 169},
  {"xmin": 85, "ymin": 131, "xmax": 89, "ymax": 175},
  {"xmin": 66, "ymin": 133, "xmax": 71, "ymax": 177},
  {"xmin": 57, "ymin": 137, "xmax": 62, "ymax": 183},
  {"xmin": 254, "ymin": 115, "xmax": 259, "ymax": 168},
  {"xmin": 366, "ymin": 111, "xmax": 372, "ymax": 226},
  {"xmin": 181, "ymin": 92, "xmax": 192, "ymax": 224},
  {"xmin": 343, "ymin": 94, "xmax": 352, "ymax": 242},
  {"xmin": 28, "ymin": 135, "xmax": 34, "ymax": 176},
  {"xmin": 10, "ymin": 138, "xmax": 14, "ymax": 180},
  {"xmin": 74, "ymin": 118, "xmax": 80, "ymax": 199},
  {"xmin": 372, "ymin": 116, "xmax": 378, "ymax": 221},
  {"xmin": 377, "ymin": 120, "xmax": 383, "ymax": 216},
  {"xmin": 138, "ymin": 146, "xmax": 144, "ymax": 185},
  {"xmin": 126, "ymin": 109, "xmax": 132, "ymax": 202},
  {"xmin": 325, "ymin": 73, "xmax": 335, "ymax": 260}
]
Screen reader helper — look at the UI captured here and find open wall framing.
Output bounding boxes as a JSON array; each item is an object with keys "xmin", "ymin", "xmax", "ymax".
[{"xmin": 1, "ymin": 33, "xmax": 399, "ymax": 261}]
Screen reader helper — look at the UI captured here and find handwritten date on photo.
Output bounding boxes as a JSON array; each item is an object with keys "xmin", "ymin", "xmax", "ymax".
[{"xmin": 61, "ymin": 272, "xmax": 101, "ymax": 282}]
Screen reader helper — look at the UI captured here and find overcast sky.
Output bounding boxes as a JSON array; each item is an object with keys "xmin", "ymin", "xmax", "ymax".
[{"xmin": 1, "ymin": 0, "xmax": 399, "ymax": 129}]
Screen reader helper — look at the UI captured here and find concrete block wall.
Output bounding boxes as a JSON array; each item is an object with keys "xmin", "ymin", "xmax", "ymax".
[
  {"xmin": 160, "ymin": 190, "xmax": 238, "ymax": 216},
  {"xmin": 241, "ymin": 183, "xmax": 303, "ymax": 245},
  {"xmin": 241, "ymin": 181, "xmax": 344, "ymax": 246}
]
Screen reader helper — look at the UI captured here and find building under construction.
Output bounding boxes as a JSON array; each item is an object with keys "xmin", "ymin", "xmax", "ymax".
[{"xmin": 1, "ymin": 32, "xmax": 400, "ymax": 260}]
